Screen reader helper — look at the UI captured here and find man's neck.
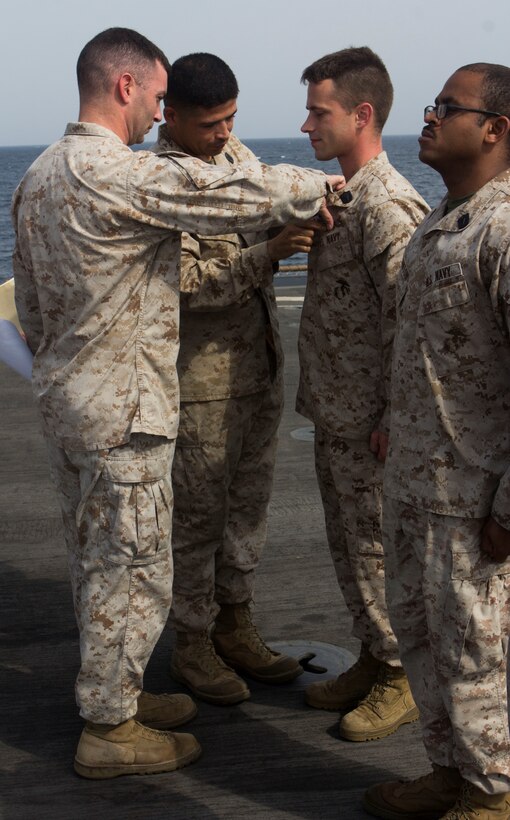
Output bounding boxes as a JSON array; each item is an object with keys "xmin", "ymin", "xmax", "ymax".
[
  {"xmin": 443, "ymin": 158, "xmax": 510, "ymax": 200},
  {"xmin": 337, "ymin": 139, "xmax": 383, "ymax": 182},
  {"xmin": 79, "ymin": 105, "xmax": 129, "ymax": 144},
  {"xmin": 162, "ymin": 126, "xmax": 212, "ymax": 162}
]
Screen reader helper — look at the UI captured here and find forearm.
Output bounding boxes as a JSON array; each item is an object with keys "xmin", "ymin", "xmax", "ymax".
[
  {"xmin": 142, "ymin": 154, "xmax": 329, "ymax": 236},
  {"xmin": 180, "ymin": 237, "xmax": 274, "ymax": 310},
  {"xmin": 368, "ymin": 246, "xmax": 397, "ymax": 427}
]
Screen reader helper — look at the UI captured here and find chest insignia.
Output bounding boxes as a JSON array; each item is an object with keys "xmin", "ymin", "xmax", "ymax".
[{"xmin": 424, "ymin": 261, "xmax": 463, "ymax": 291}]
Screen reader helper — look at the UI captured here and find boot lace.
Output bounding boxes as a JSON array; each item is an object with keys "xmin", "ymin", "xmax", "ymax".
[
  {"xmin": 359, "ymin": 664, "xmax": 402, "ymax": 709},
  {"xmin": 235, "ymin": 608, "xmax": 276, "ymax": 660},
  {"xmin": 360, "ymin": 679, "xmax": 389, "ymax": 709},
  {"xmin": 195, "ymin": 632, "xmax": 232, "ymax": 676},
  {"xmin": 443, "ymin": 782, "xmax": 479, "ymax": 819},
  {"xmin": 133, "ymin": 721, "xmax": 174, "ymax": 740}
]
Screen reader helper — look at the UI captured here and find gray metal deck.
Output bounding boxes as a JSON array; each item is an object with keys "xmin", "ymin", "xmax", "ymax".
[{"xmin": 0, "ymin": 282, "xmax": 428, "ymax": 819}]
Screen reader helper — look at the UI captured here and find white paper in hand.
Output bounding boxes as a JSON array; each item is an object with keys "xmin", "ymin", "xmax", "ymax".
[
  {"xmin": 0, "ymin": 319, "xmax": 33, "ymax": 380},
  {"xmin": 0, "ymin": 278, "xmax": 34, "ymax": 380}
]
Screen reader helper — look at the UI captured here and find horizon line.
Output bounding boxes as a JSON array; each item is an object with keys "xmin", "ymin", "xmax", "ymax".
[{"xmin": 0, "ymin": 133, "xmax": 420, "ymax": 150}]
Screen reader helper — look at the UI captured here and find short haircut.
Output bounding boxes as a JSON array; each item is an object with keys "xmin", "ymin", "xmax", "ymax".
[
  {"xmin": 301, "ymin": 46, "xmax": 393, "ymax": 133},
  {"xmin": 77, "ymin": 27, "xmax": 170, "ymax": 98},
  {"xmin": 457, "ymin": 62, "xmax": 510, "ymax": 120},
  {"xmin": 164, "ymin": 53, "xmax": 239, "ymax": 109}
]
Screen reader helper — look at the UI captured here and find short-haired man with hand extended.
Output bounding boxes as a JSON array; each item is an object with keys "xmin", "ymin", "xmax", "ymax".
[
  {"xmin": 297, "ymin": 46, "xmax": 429, "ymax": 742},
  {"xmin": 154, "ymin": 53, "xmax": 315, "ymax": 705},
  {"xmin": 364, "ymin": 62, "xmax": 510, "ymax": 820},
  {"xmin": 12, "ymin": 28, "xmax": 344, "ymax": 778}
]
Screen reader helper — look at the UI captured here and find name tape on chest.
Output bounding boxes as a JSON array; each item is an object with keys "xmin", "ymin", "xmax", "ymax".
[{"xmin": 424, "ymin": 262, "xmax": 464, "ymax": 291}]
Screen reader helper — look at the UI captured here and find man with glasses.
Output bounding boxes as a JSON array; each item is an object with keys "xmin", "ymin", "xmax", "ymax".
[{"xmin": 364, "ymin": 63, "xmax": 510, "ymax": 819}]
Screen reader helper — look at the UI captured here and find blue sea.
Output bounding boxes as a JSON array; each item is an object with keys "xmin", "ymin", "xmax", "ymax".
[{"xmin": 0, "ymin": 136, "xmax": 445, "ymax": 283}]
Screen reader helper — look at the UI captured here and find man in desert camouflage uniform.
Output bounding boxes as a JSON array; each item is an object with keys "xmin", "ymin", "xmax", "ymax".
[
  {"xmin": 298, "ymin": 47, "xmax": 429, "ymax": 742},
  {"xmin": 153, "ymin": 54, "xmax": 313, "ymax": 704},
  {"xmin": 364, "ymin": 64, "xmax": 510, "ymax": 820},
  {"xmin": 11, "ymin": 28, "xmax": 343, "ymax": 779}
]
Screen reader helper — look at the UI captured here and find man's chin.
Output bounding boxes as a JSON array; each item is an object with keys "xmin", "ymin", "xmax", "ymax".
[
  {"xmin": 312, "ymin": 145, "xmax": 335, "ymax": 162},
  {"xmin": 418, "ymin": 145, "xmax": 436, "ymax": 168}
]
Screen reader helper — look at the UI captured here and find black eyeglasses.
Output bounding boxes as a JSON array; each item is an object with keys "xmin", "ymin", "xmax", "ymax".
[{"xmin": 424, "ymin": 103, "xmax": 506, "ymax": 120}]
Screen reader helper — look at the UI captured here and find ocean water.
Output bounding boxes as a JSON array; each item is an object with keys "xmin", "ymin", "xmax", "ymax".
[{"xmin": 0, "ymin": 136, "xmax": 445, "ymax": 283}]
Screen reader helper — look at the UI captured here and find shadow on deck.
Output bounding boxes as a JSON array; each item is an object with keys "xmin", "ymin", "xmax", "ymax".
[{"xmin": 0, "ymin": 283, "xmax": 428, "ymax": 819}]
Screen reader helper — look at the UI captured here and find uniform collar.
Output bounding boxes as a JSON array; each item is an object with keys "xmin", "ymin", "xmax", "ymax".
[
  {"xmin": 64, "ymin": 122, "xmax": 125, "ymax": 143},
  {"xmin": 154, "ymin": 125, "xmax": 238, "ymax": 168},
  {"xmin": 424, "ymin": 167, "xmax": 510, "ymax": 234},
  {"xmin": 332, "ymin": 151, "xmax": 390, "ymax": 207}
]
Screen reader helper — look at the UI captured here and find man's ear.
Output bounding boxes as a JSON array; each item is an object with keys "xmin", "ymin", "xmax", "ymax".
[
  {"xmin": 163, "ymin": 105, "xmax": 178, "ymax": 125},
  {"xmin": 485, "ymin": 115, "xmax": 510, "ymax": 146},
  {"xmin": 117, "ymin": 72, "xmax": 136, "ymax": 105},
  {"xmin": 355, "ymin": 102, "xmax": 373, "ymax": 129}
]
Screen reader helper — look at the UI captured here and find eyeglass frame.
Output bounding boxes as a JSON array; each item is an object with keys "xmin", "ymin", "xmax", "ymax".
[{"xmin": 424, "ymin": 103, "xmax": 507, "ymax": 121}]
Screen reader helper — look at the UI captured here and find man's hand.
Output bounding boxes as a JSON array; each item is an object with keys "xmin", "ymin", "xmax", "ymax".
[
  {"xmin": 267, "ymin": 223, "xmax": 318, "ymax": 262},
  {"xmin": 316, "ymin": 199, "xmax": 336, "ymax": 230},
  {"xmin": 369, "ymin": 429, "xmax": 388, "ymax": 463},
  {"xmin": 316, "ymin": 175, "xmax": 346, "ymax": 230},
  {"xmin": 481, "ymin": 516, "xmax": 510, "ymax": 562},
  {"xmin": 325, "ymin": 174, "xmax": 346, "ymax": 192}
]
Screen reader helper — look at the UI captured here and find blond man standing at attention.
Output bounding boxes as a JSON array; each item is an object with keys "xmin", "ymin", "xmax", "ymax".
[{"xmin": 298, "ymin": 46, "xmax": 429, "ymax": 742}]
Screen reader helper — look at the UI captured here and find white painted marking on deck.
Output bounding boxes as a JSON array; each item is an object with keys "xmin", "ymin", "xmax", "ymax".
[{"xmin": 290, "ymin": 426, "xmax": 315, "ymax": 442}]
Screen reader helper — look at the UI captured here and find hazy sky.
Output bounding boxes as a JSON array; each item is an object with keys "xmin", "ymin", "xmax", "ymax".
[{"xmin": 2, "ymin": 0, "xmax": 510, "ymax": 146}]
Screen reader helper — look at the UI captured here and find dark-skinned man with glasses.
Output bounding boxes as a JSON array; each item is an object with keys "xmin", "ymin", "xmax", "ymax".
[{"xmin": 364, "ymin": 63, "xmax": 510, "ymax": 820}]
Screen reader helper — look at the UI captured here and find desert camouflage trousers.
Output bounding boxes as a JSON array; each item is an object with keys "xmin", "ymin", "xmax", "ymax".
[
  {"xmin": 170, "ymin": 381, "xmax": 283, "ymax": 633},
  {"xmin": 47, "ymin": 434, "xmax": 175, "ymax": 725},
  {"xmin": 383, "ymin": 497, "xmax": 510, "ymax": 793},
  {"xmin": 314, "ymin": 430, "xmax": 400, "ymax": 664}
]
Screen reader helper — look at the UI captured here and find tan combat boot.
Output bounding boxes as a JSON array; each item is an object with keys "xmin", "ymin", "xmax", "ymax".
[
  {"xmin": 339, "ymin": 663, "xmax": 418, "ymax": 741},
  {"xmin": 74, "ymin": 718, "xmax": 201, "ymax": 779},
  {"xmin": 305, "ymin": 643, "xmax": 381, "ymax": 710},
  {"xmin": 213, "ymin": 602, "xmax": 303, "ymax": 683},
  {"xmin": 135, "ymin": 691, "xmax": 198, "ymax": 729},
  {"xmin": 170, "ymin": 631, "xmax": 250, "ymax": 705},
  {"xmin": 363, "ymin": 765, "xmax": 463, "ymax": 819},
  {"xmin": 441, "ymin": 780, "xmax": 510, "ymax": 819}
]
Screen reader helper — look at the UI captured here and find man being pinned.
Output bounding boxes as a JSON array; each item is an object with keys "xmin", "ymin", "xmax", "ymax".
[{"xmin": 298, "ymin": 46, "xmax": 429, "ymax": 742}]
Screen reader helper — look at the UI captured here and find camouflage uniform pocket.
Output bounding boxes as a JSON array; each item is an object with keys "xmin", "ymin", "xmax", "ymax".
[
  {"xmin": 438, "ymin": 549, "xmax": 509, "ymax": 676},
  {"xmin": 353, "ymin": 478, "xmax": 384, "ymax": 557},
  {"xmin": 418, "ymin": 278, "xmax": 498, "ymax": 376},
  {"xmin": 73, "ymin": 436, "xmax": 173, "ymax": 568}
]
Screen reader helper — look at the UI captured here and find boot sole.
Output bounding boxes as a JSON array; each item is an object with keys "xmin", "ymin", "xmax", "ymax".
[
  {"xmin": 139, "ymin": 701, "xmax": 198, "ymax": 729},
  {"xmin": 73, "ymin": 743, "xmax": 202, "ymax": 780},
  {"xmin": 339, "ymin": 706, "xmax": 420, "ymax": 742},
  {"xmin": 170, "ymin": 666, "xmax": 250, "ymax": 706}
]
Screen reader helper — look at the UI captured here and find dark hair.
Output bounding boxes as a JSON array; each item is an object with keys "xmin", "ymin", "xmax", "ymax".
[
  {"xmin": 164, "ymin": 52, "xmax": 239, "ymax": 109},
  {"xmin": 457, "ymin": 62, "xmax": 510, "ymax": 121},
  {"xmin": 77, "ymin": 27, "xmax": 170, "ymax": 97},
  {"xmin": 301, "ymin": 46, "xmax": 393, "ymax": 133}
]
